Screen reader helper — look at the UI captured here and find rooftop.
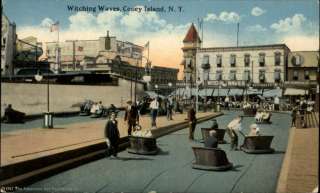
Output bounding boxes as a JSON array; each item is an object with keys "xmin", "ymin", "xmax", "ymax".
[
  {"xmin": 183, "ymin": 23, "xmax": 201, "ymax": 43},
  {"xmin": 199, "ymin": 44, "xmax": 290, "ymax": 52}
]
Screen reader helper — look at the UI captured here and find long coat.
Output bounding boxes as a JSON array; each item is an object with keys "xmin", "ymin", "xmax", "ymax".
[
  {"xmin": 124, "ymin": 105, "xmax": 139, "ymax": 124},
  {"xmin": 104, "ymin": 120, "xmax": 120, "ymax": 145}
]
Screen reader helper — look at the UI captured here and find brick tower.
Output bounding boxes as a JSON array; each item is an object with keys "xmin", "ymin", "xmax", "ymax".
[{"xmin": 181, "ymin": 23, "xmax": 202, "ymax": 82}]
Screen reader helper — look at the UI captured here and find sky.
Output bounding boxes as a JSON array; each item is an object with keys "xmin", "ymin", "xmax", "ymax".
[{"xmin": 3, "ymin": 0, "xmax": 319, "ymax": 77}]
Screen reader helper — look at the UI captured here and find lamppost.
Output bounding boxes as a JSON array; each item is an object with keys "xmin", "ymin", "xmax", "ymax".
[
  {"xmin": 34, "ymin": 73, "xmax": 53, "ymax": 128},
  {"xmin": 155, "ymin": 84, "xmax": 159, "ymax": 98},
  {"xmin": 168, "ymin": 82, "xmax": 172, "ymax": 96},
  {"xmin": 142, "ymin": 56, "xmax": 152, "ymax": 91},
  {"xmin": 134, "ymin": 60, "xmax": 139, "ymax": 105},
  {"xmin": 184, "ymin": 67, "xmax": 192, "ymax": 105},
  {"xmin": 217, "ymin": 84, "xmax": 221, "ymax": 112}
]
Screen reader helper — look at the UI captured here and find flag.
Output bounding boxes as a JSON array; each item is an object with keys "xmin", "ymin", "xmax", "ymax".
[
  {"xmin": 144, "ymin": 41, "xmax": 149, "ymax": 50},
  {"xmin": 50, "ymin": 21, "xmax": 59, "ymax": 32}
]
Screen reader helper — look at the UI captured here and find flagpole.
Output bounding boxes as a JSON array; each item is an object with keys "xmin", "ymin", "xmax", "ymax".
[
  {"xmin": 57, "ymin": 22, "xmax": 60, "ymax": 71},
  {"xmin": 147, "ymin": 41, "xmax": 149, "ymax": 63}
]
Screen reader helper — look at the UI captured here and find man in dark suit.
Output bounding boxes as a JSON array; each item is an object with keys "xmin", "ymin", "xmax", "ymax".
[
  {"xmin": 188, "ymin": 106, "xmax": 197, "ymax": 140},
  {"xmin": 105, "ymin": 112, "xmax": 120, "ymax": 157},
  {"xmin": 124, "ymin": 101, "xmax": 139, "ymax": 136}
]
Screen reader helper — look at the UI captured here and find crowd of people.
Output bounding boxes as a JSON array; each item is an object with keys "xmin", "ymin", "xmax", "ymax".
[
  {"xmin": 80, "ymin": 100, "xmax": 118, "ymax": 118},
  {"xmin": 255, "ymin": 110, "xmax": 272, "ymax": 123}
]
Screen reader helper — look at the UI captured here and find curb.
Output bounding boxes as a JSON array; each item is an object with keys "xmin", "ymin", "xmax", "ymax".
[
  {"xmin": 0, "ymin": 112, "xmax": 223, "ymax": 188},
  {"xmin": 275, "ymin": 126, "xmax": 296, "ymax": 193},
  {"xmin": 24, "ymin": 111, "xmax": 80, "ymax": 121}
]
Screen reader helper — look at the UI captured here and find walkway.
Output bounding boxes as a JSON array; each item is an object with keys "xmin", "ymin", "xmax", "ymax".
[
  {"xmin": 1, "ymin": 112, "xmax": 216, "ymax": 166},
  {"xmin": 277, "ymin": 112, "xmax": 319, "ymax": 193},
  {"xmin": 17, "ymin": 111, "xmax": 292, "ymax": 193}
]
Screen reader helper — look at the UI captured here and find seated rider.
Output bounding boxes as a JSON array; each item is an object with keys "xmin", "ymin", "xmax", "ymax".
[
  {"xmin": 90, "ymin": 103, "xmax": 98, "ymax": 114},
  {"xmin": 248, "ymin": 124, "xmax": 260, "ymax": 136},
  {"xmin": 261, "ymin": 110, "xmax": 270, "ymax": 121},
  {"xmin": 255, "ymin": 110, "xmax": 262, "ymax": 122},
  {"xmin": 204, "ymin": 130, "xmax": 219, "ymax": 148},
  {"xmin": 84, "ymin": 101, "xmax": 91, "ymax": 112},
  {"xmin": 210, "ymin": 119, "xmax": 219, "ymax": 130},
  {"xmin": 96, "ymin": 101, "xmax": 104, "ymax": 115}
]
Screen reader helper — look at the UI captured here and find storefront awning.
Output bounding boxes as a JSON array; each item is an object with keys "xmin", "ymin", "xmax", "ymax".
[
  {"xmin": 213, "ymin": 89, "xmax": 229, "ymax": 96},
  {"xmin": 246, "ymin": 88, "xmax": 263, "ymax": 95},
  {"xmin": 228, "ymin": 89, "xmax": 244, "ymax": 96},
  {"xmin": 263, "ymin": 88, "xmax": 282, "ymax": 97},
  {"xmin": 144, "ymin": 91, "xmax": 165, "ymax": 99},
  {"xmin": 284, "ymin": 88, "xmax": 308, "ymax": 96},
  {"xmin": 199, "ymin": 88, "xmax": 215, "ymax": 96}
]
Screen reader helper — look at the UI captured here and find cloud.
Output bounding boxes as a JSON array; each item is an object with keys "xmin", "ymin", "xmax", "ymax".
[
  {"xmin": 246, "ymin": 24, "xmax": 267, "ymax": 32},
  {"xmin": 69, "ymin": 12, "xmax": 97, "ymax": 31},
  {"xmin": 40, "ymin": 18, "xmax": 54, "ymax": 28},
  {"xmin": 270, "ymin": 14, "xmax": 306, "ymax": 33},
  {"xmin": 251, "ymin": 7, "xmax": 266, "ymax": 16},
  {"xmin": 120, "ymin": 6, "xmax": 166, "ymax": 31},
  {"xmin": 204, "ymin": 11, "xmax": 240, "ymax": 23}
]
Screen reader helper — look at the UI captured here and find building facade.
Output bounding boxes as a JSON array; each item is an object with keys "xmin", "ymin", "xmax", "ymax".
[
  {"xmin": 287, "ymin": 51, "xmax": 318, "ymax": 82},
  {"xmin": 45, "ymin": 31, "xmax": 143, "ymax": 71},
  {"xmin": 109, "ymin": 62, "xmax": 178, "ymax": 86},
  {"xmin": 196, "ymin": 44, "xmax": 290, "ymax": 84},
  {"xmin": 1, "ymin": 13, "xmax": 16, "ymax": 76}
]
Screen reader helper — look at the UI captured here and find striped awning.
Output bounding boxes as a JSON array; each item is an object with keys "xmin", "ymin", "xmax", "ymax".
[
  {"xmin": 229, "ymin": 89, "xmax": 244, "ymax": 96},
  {"xmin": 284, "ymin": 88, "xmax": 308, "ymax": 96},
  {"xmin": 199, "ymin": 88, "xmax": 215, "ymax": 96},
  {"xmin": 263, "ymin": 88, "xmax": 282, "ymax": 97}
]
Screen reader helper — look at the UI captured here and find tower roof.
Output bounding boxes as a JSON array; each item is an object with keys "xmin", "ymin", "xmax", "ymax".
[{"xmin": 183, "ymin": 23, "xmax": 201, "ymax": 43}]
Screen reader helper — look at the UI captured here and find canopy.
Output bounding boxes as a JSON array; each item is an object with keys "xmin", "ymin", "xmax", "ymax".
[
  {"xmin": 263, "ymin": 88, "xmax": 282, "ymax": 97},
  {"xmin": 213, "ymin": 89, "xmax": 229, "ymax": 96},
  {"xmin": 144, "ymin": 91, "xmax": 165, "ymax": 99},
  {"xmin": 246, "ymin": 88, "xmax": 263, "ymax": 95},
  {"xmin": 284, "ymin": 88, "xmax": 308, "ymax": 96},
  {"xmin": 198, "ymin": 88, "xmax": 215, "ymax": 96},
  {"xmin": 228, "ymin": 89, "xmax": 244, "ymax": 96}
]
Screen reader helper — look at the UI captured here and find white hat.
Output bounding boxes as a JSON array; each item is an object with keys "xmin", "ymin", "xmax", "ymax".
[{"xmin": 250, "ymin": 124, "xmax": 258, "ymax": 130}]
